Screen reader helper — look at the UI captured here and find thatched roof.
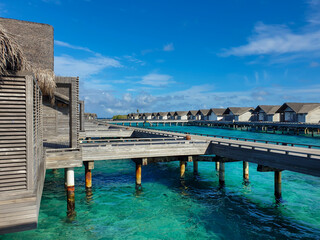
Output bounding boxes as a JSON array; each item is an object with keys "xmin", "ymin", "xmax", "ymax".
[
  {"xmin": 197, "ymin": 109, "xmax": 210, "ymax": 116},
  {"xmin": 0, "ymin": 24, "xmax": 55, "ymax": 97},
  {"xmin": 276, "ymin": 103, "xmax": 320, "ymax": 114},
  {"xmin": 157, "ymin": 112, "xmax": 168, "ymax": 116},
  {"xmin": 85, "ymin": 113, "xmax": 97, "ymax": 118},
  {"xmin": 143, "ymin": 113, "xmax": 152, "ymax": 117},
  {"xmin": 208, "ymin": 108, "xmax": 225, "ymax": 116},
  {"xmin": 187, "ymin": 110, "xmax": 198, "ymax": 116},
  {"xmin": 174, "ymin": 111, "xmax": 188, "ymax": 116},
  {"xmin": 223, "ymin": 107, "xmax": 254, "ymax": 115},
  {"xmin": 253, "ymin": 105, "xmax": 281, "ymax": 115}
]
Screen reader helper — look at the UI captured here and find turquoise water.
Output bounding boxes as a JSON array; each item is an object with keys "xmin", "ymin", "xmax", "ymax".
[{"xmin": 3, "ymin": 126, "xmax": 320, "ymax": 239}]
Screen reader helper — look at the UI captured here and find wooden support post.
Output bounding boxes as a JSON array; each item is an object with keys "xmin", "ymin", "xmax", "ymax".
[
  {"xmin": 215, "ymin": 161, "xmax": 220, "ymax": 171},
  {"xmin": 243, "ymin": 161, "xmax": 249, "ymax": 182},
  {"xmin": 180, "ymin": 160, "xmax": 186, "ymax": 180},
  {"xmin": 66, "ymin": 168, "xmax": 75, "ymax": 217},
  {"xmin": 84, "ymin": 161, "xmax": 94, "ymax": 190},
  {"xmin": 136, "ymin": 160, "xmax": 142, "ymax": 190},
  {"xmin": 274, "ymin": 171, "xmax": 282, "ymax": 202},
  {"xmin": 219, "ymin": 162, "xmax": 225, "ymax": 186},
  {"xmin": 193, "ymin": 160, "xmax": 198, "ymax": 175}
]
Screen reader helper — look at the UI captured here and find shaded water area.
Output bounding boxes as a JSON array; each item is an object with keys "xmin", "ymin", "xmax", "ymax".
[{"xmin": 3, "ymin": 125, "xmax": 320, "ymax": 239}]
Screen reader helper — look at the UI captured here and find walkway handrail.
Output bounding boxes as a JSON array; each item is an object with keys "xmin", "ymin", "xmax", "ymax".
[
  {"xmin": 81, "ymin": 137, "xmax": 184, "ymax": 144},
  {"xmin": 134, "ymin": 126, "xmax": 320, "ymax": 149},
  {"xmin": 210, "ymin": 140, "xmax": 320, "ymax": 159},
  {"xmin": 81, "ymin": 140, "xmax": 208, "ymax": 148}
]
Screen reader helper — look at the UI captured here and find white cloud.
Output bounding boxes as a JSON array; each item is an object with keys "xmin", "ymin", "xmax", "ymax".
[
  {"xmin": 54, "ymin": 40, "xmax": 94, "ymax": 53},
  {"xmin": 139, "ymin": 73, "xmax": 173, "ymax": 87},
  {"xmin": 54, "ymin": 54, "xmax": 121, "ymax": 78},
  {"xmin": 223, "ymin": 22, "xmax": 320, "ymax": 56},
  {"xmin": 163, "ymin": 43, "xmax": 174, "ymax": 52},
  {"xmin": 81, "ymin": 82, "xmax": 320, "ymax": 117}
]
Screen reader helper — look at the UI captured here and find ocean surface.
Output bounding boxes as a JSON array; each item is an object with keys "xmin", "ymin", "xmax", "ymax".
[{"xmin": 3, "ymin": 125, "xmax": 320, "ymax": 240}]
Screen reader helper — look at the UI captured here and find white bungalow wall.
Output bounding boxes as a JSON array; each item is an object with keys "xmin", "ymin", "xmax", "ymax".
[
  {"xmin": 178, "ymin": 115, "xmax": 188, "ymax": 120},
  {"xmin": 306, "ymin": 107, "xmax": 320, "ymax": 123},
  {"xmin": 238, "ymin": 112, "xmax": 252, "ymax": 121}
]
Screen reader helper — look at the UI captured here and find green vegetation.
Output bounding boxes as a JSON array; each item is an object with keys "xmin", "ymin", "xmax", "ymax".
[{"xmin": 112, "ymin": 115, "xmax": 128, "ymax": 120}]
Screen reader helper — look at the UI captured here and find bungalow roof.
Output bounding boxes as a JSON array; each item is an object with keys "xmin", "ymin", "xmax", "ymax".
[
  {"xmin": 253, "ymin": 105, "xmax": 281, "ymax": 115},
  {"xmin": 174, "ymin": 111, "xmax": 188, "ymax": 116},
  {"xmin": 197, "ymin": 109, "xmax": 210, "ymax": 116},
  {"xmin": 187, "ymin": 110, "xmax": 198, "ymax": 116},
  {"xmin": 223, "ymin": 107, "xmax": 254, "ymax": 115},
  {"xmin": 276, "ymin": 103, "xmax": 320, "ymax": 114},
  {"xmin": 157, "ymin": 112, "xmax": 169, "ymax": 116},
  {"xmin": 208, "ymin": 108, "xmax": 225, "ymax": 116}
]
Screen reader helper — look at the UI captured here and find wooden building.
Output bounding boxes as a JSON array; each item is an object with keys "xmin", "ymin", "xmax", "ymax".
[
  {"xmin": 252, "ymin": 105, "xmax": 280, "ymax": 122},
  {"xmin": 132, "ymin": 113, "xmax": 140, "ymax": 120},
  {"xmin": 151, "ymin": 113, "xmax": 158, "ymax": 119},
  {"xmin": 167, "ymin": 112, "xmax": 175, "ymax": 120},
  {"xmin": 0, "ymin": 18, "xmax": 52, "ymax": 234},
  {"xmin": 174, "ymin": 111, "xmax": 188, "ymax": 120},
  {"xmin": 187, "ymin": 110, "xmax": 198, "ymax": 120},
  {"xmin": 143, "ymin": 113, "xmax": 152, "ymax": 120},
  {"xmin": 223, "ymin": 107, "xmax": 254, "ymax": 122},
  {"xmin": 157, "ymin": 112, "xmax": 168, "ymax": 120},
  {"xmin": 0, "ymin": 17, "xmax": 82, "ymax": 234},
  {"xmin": 196, "ymin": 109, "xmax": 210, "ymax": 120},
  {"xmin": 207, "ymin": 108, "xmax": 225, "ymax": 121},
  {"xmin": 276, "ymin": 103, "xmax": 320, "ymax": 123},
  {"xmin": 84, "ymin": 113, "xmax": 97, "ymax": 120}
]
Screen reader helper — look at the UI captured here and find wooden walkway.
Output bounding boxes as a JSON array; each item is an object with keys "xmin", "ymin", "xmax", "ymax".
[{"xmin": 87, "ymin": 122, "xmax": 320, "ymax": 177}]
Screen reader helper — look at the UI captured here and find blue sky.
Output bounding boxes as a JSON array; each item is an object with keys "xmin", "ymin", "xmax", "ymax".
[{"xmin": 2, "ymin": 0, "xmax": 320, "ymax": 117}]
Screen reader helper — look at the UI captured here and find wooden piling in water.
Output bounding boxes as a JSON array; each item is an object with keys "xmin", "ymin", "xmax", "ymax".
[
  {"xmin": 274, "ymin": 171, "xmax": 282, "ymax": 201},
  {"xmin": 215, "ymin": 161, "xmax": 220, "ymax": 171},
  {"xmin": 243, "ymin": 161, "xmax": 249, "ymax": 181},
  {"xmin": 66, "ymin": 168, "xmax": 75, "ymax": 216},
  {"xmin": 136, "ymin": 160, "xmax": 142, "ymax": 190},
  {"xmin": 180, "ymin": 160, "xmax": 186, "ymax": 179},
  {"xmin": 84, "ymin": 161, "xmax": 94, "ymax": 190},
  {"xmin": 219, "ymin": 162, "xmax": 225, "ymax": 186},
  {"xmin": 193, "ymin": 160, "xmax": 198, "ymax": 175}
]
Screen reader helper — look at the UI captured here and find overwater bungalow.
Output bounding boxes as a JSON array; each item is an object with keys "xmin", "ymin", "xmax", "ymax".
[
  {"xmin": 187, "ymin": 110, "xmax": 198, "ymax": 120},
  {"xmin": 276, "ymin": 102, "xmax": 320, "ymax": 123},
  {"xmin": 143, "ymin": 113, "xmax": 152, "ymax": 120},
  {"xmin": 167, "ymin": 112, "xmax": 175, "ymax": 120},
  {"xmin": 223, "ymin": 107, "xmax": 254, "ymax": 121},
  {"xmin": 85, "ymin": 113, "xmax": 97, "ymax": 120},
  {"xmin": 196, "ymin": 109, "xmax": 210, "ymax": 120},
  {"xmin": 132, "ymin": 113, "xmax": 140, "ymax": 120},
  {"xmin": 252, "ymin": 105, "xmax": 281, "ymax": 122},
  {"xmin": 157, "ymin": 112, "xmax": 168, "ymax": 120},
  {"xmin": 207, "ymin": 108, "xmax": 225, "ymax": 121},
  {"xmin": 127, "ymin": 113, "xmax": 133, "ymax": 119},
  {"xmin": 174, "ymin": 111, "xmax": 188, "ymax": 120},
  {"xmin": 151, "ymin": 113, "xmax": 158, "ymax": 119}
]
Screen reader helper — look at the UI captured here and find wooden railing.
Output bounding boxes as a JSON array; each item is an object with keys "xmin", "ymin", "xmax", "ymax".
[{"xmin": 133, "ymin": 126, "xmax": 320, "ymax": 149}]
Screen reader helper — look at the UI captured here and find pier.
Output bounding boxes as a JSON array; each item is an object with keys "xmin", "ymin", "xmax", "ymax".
[{"xmin": 1, "ymin": 17, "xmax": 320, "ymax": 236}]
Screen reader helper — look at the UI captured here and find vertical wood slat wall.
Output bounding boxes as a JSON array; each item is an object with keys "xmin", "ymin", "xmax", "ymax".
[{"xmin": 0, "ymin": 75, "xmax": 43, "ymax": 193}]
